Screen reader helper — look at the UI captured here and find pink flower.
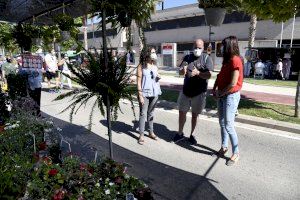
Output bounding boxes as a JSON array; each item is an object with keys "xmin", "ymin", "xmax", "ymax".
[
  {"xmin": 48, "ymin": 169, "xmax": 58, "ymax": 176},
  {"xmin": 80, "ymin": 163, "xmax": 87, "ymax": 170},
  {"xmin": 52, "ymin": 189, "xmax": 66, "ymax": 200}
]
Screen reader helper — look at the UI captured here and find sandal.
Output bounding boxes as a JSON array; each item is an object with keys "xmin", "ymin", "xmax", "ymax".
[
  {"xmin": 138, "ymin": 136, "xmax": 145, "ymax": 145},
  {"xmin": 217, "ymin": 147, "xmax": 228, "ymax": 156},
  {"xmin": 226, "ymin": 154, "xmax": 239, "ymax": 166},
  {"xmin": 149, "ymin": 133, "xmax": 158, "ymax": 140}
]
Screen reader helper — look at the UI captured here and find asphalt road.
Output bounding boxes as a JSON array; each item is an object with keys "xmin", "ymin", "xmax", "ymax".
[{"xmin": 41, "ymin": 90, "xmax": 300, "ymax": 200}]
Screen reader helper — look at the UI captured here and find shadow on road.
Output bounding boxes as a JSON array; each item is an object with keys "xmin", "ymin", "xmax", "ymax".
[{"xmin": 44, "ymin": 113, "xmax": 227, "ymax": 200}]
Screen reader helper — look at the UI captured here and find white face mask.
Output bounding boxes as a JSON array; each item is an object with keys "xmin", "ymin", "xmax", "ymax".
[
  {"xmin": 150, "ymin": 53, "xmax": 157, "ymax": 61},
  {"xmin": 193, "ymin": 48, "xmax": 203, "ymax": 57}
]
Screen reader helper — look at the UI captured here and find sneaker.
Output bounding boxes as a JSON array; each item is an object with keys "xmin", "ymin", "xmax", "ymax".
[
  {"xmin": 173, "ymin": 133, "xmax": 184, "ymax": 143},
  {"xmin": 188, "ymin": 135, "xmax": 197, "ymax": 145}
]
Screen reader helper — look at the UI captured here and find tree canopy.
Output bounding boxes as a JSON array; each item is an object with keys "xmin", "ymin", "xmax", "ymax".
[{"xmin": 231, "ymin": 0, "xmax": 299, "ymax": 22}]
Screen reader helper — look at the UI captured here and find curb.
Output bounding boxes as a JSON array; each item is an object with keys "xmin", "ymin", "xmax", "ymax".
[{"xmin": 157, "ymin": 100, "xmax": 300, "ymax": 134}]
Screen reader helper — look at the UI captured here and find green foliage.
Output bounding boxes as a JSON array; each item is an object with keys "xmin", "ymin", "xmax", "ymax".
[
  {"xmin": 41, "ymin": 25, "xmax": 60, "ymax": 51},
  {"xmin": 239, "ymin": 0, "xmax": 299, "ymax": 22},
  {"xmin": 7, "ymin": 73, "xmax": 28, "ymax": 100},
  {"xmin": 0, "ymin": 97, "xmax": 54, "ymax": 199},
  {"xmin": 198, "ymin": 0, "xmax": 230, "ymax": 8},
  {"xmin": 12, "ymin": 23, "xmax": 32, "ymax": 51},
  {"xmin": 54, "ymin": 50, "xmax": 136, "ymax": 130},
  {"xmin": 0, "ymin": 22, "xmax": 17, "ymax": 54},
  {"xmin": 90, "ymin": 0, "xmax": 158, "ymax": 28},
  {"xmin": 53, "ymin": 14, "xmax": 82, "ymax": 31},
  {"xmin": 27, "ymin": 157, "xmax": 153, "ymax": 199}
]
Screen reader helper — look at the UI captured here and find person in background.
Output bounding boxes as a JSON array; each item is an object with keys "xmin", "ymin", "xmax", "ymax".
[
  {"xmin": 276, "ymin": 58, "xmax": 284, "ymax": 80},
  {"xmin": 1, "ymin": 57, "xmax": 18, "ymax": 84},
  {"xmin": 282, "ymin": 55, "xmax": 292, "ymax": 80},
  {"xmin": 60, "ymin": 54, "xmax": 72, "ymax": 89},
  {"xmin": 212, "ymin": 36, "xmax": 243, "ymax": 166},
  {"xmin": 254, "ymin": 59, "xmax": 265, "ymax": 79},
  {"xmin": 44, "ymin": 49, "xmax": 63, "ymax": 92},
  {"xmin": 136, "ymin": 47, "xmax": 161, "ymax": 145},
  {"xmin": 173, "ymin": 39, "xmax": 213, "ymax": 144}
]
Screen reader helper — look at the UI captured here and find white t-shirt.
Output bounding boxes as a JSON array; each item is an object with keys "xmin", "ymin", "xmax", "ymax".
[
  {"xmin": 255, "ymin": 61, "xmax": 265, "ymax": 69},
  {"xmin": 276, "ymin": 61, "xmax": 283, "ymax": 71},
  {"xmin": 44, "ymin": 54, "xmax": 58, "ymax": 72}
]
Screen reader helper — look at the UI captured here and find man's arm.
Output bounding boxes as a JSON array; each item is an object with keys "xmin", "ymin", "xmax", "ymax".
[{"xmin": 191, "ymin": 55, "xmax": 212, "ymax": 79}]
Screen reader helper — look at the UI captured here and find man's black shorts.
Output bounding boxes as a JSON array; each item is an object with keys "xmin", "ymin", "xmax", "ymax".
[{"xmin": 46, "ymin": 71, "xmax": 59, "ymax": 80}]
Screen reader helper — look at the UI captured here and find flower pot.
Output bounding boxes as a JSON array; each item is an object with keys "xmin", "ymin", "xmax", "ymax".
[
  {"xmin": 60, "ymin": 31, "xmax": 71, "ymax": 41},
  {"xmin": 204, "ymin": 7, "xmax": 226, "ymax": 26},
  {"xmin": 32, "ymin": 38, "xmax": 42, "ymax": 46}
]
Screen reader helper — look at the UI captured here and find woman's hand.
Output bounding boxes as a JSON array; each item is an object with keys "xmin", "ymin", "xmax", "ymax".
[
  {"xmin": 156, "ymin": 74, "xmax": 161, "ymax": 82},
  {"xmin": 212, "ymin": 89, "xmax": 218, "ymax": 100},
  {"xmin": 139, "ymin": 95, "xmax": 144, "ymax": 105}
]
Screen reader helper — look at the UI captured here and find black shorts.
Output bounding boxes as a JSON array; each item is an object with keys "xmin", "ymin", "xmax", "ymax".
[{"xmin": 46, "ymin": 71, "xmax": 59, "ymax": 80}]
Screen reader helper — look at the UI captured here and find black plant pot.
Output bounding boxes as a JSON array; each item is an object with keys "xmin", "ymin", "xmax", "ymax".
[
  {"xmin": 118, "ymin": 11, "xmax": 132, "ymax": 27},
  {"xmin": 204, "ymin": 8, "xmax": 226, "ymax": 26}
]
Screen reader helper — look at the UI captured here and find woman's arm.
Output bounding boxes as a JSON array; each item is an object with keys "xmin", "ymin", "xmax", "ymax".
[
  {"xmin": 218, "ymin": 70, "xmax": 239, "ymax": 97},
  {"xmin": 136, "ymin": 64, "xmax": 144, "ymax": 105}
]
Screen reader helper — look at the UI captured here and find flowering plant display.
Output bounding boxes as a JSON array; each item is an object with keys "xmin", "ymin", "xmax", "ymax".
[{"xmin": 28, "ymin": 157, "xmax": 153, "ymax": 200}]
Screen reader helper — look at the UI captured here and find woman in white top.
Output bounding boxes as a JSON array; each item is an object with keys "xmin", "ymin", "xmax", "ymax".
[{"xmin": 136, "ymin": 47, "xmax": 162, "ymax": 145}]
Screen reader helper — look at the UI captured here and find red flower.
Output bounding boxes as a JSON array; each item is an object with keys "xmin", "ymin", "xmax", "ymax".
[
  {"xmin": 52, "ymin": 189, "xmax": 65, "ymax": 200},
  {"xmin": 87, "ymin": 166, "xmax": 94, "ymax": 174},
  {"xmin": 38, "ymin": 141, "xmax": 47, "ymax": 150},
  {"xmin": 79, "ymin": 163, "xmax": 87, "ymax": 171},
  {"xmin": 48, "ymin": 169, "xmax": 59, "ymax": 176}
]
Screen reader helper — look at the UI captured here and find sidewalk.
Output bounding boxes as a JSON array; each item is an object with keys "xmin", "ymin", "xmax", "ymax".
[{"xmin": 158, "ymin": 69, "xmax": 296, "ymax": 106}]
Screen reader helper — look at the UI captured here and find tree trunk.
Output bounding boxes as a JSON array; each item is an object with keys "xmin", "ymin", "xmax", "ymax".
[
  {"xmin": 248, "ymin": 14, "xmax": 257, "ymax": 47},
  {"xmin": 101, "ymin": 9, "xmax": 113, "ymax": 158},
  {"xmin": 82, "ymin": 15, "xmax": 88, "ymax": 50},
  {"xmin": 295, "ymin": 71, "xmax": 300, "ymax": 117}
]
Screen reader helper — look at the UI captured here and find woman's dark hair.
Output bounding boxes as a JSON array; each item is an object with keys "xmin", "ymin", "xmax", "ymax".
[
  {"xmin": 140, "ymin": 46, "xmax": 155, "ymax": 65},
  {"xmin": 222, "ymin": 36, "xmax": 240, "ymax": 64}
]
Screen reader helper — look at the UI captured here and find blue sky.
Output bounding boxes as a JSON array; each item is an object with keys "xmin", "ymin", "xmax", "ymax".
[{"xmin": 157, "ymin": 0, "xmax": 198, "ymax": 10}]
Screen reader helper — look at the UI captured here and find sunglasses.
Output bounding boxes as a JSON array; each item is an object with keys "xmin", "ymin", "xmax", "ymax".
[{"xmin": 150, "ymin": 71, "xmax": 154, "ymax": 79}]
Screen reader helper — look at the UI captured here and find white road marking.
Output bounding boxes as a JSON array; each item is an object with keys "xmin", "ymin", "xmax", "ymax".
[{"xmin": 156, "ymin": 107, "xmax": 300, "ymax": 141}]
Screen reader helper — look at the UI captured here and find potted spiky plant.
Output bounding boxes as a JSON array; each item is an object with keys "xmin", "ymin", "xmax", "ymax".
[
  {"xmin": 198, "ymin": 0, "xmax": 229, "ymax": 26},
  {"xmin": 54, "ymin": 49, "xmax": 136, "ymax": 156}
]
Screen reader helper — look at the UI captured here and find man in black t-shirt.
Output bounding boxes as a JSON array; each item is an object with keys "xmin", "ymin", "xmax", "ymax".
[{"xmin": 173, "ymin": 39, "xmax": 213, "ymax": 144}]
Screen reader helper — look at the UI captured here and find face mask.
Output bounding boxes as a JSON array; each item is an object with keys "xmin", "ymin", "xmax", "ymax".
[
  {"xmin": 150, "ymin": 53, "xmax": 157, "ymax": 61},
  {"xmin": 193, "ymin": 48, "xmax": 202, "ymax": 57}
]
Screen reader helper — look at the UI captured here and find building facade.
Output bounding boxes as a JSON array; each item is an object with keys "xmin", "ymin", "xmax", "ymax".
[{"xmin": 79, "ymin": 3, "xmax": 300, "ymax": 69}]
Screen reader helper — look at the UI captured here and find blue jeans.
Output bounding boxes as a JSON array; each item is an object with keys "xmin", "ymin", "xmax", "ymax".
[{"xmin": 218, "ymin": 92, "xmax": 240, "ymax": 154}]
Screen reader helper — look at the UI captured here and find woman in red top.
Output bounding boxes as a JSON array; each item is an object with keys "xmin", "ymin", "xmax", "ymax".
[{"xmin": 213, "ymin": 36, "xmax": 243, "ymax": 166}]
